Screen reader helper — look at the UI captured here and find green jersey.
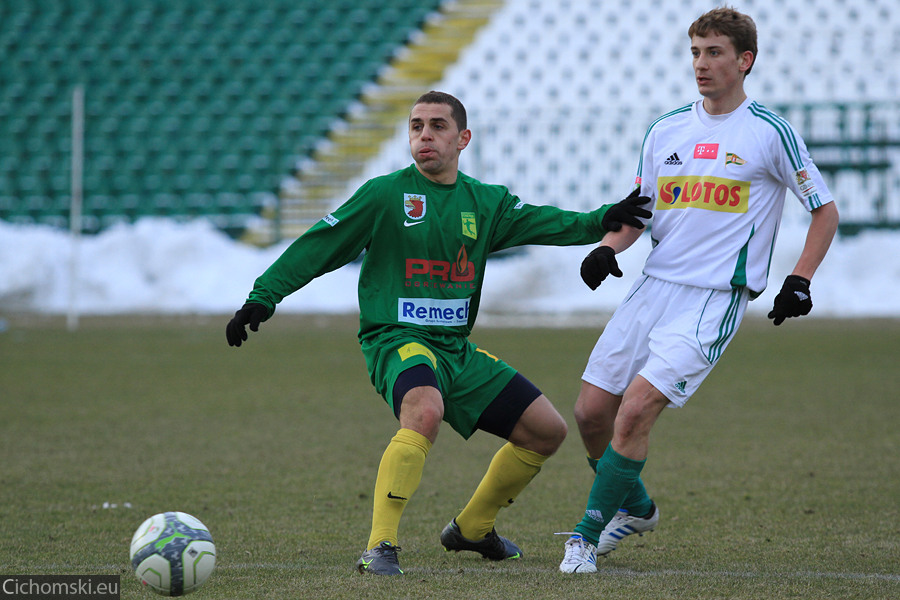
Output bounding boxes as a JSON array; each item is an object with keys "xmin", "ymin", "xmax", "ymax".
[{"xmin": 246, "ymin": 164, "xmax": 612, "ymax": 343}]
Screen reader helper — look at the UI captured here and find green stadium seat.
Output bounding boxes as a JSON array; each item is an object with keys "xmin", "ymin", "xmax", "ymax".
[
  {"xmin": 0, "ymin": 196, "xmax": 20, "ymax": 220},
  {"xmin": 151, "ymin": 193, "xmax": 182, "ymax": 216},
  {"xmin": 185, "ymin": 192, "xmax": 214, "ymax": 216},
  {"xmin": 117, "ymin": 194, "xmax": 142, "ymax": 221},
  {"xmin": 0, "ymin": 0, "xmax": 445, "ymax": 233}
]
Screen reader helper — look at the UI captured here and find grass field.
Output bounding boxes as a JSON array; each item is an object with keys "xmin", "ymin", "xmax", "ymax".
[{"xmin": 1, "ymin": 314, "xmax": 898, "ymax": 599}]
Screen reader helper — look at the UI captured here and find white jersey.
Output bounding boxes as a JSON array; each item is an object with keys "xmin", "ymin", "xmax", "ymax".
[{"xmin": 635, "ymin": 97, "xmax": 834, "ymax": 296}]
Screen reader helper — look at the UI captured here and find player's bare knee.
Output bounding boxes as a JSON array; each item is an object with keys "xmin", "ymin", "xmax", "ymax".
[
  {"xmin": 574, "ymin": 399, "xmax": 617, "ymax": 444},
  {"xmin": 509, "ymin": 404, "xmax": 567, "ymax": 456},
  {"xmin": 613, "ymin": 411, "xmax": 641, "ymax": 443},
  {"xmin": 528, "ymin": 412, "xmax": 567, "ymax": 456},
  {"xmin": 573, "ymin": 399, "xmax": 602, "ymax": 430},
  {"xmin": 415, "ymin": 404, "xmax": 443, "ymax": 438},
  {"xmin": 546, "ymin": 416, "xmax": 568, "ymax": 454},
  {"xmin": 614, "ymin": 395, "xmax": 666, "ymax": 443},
  {"xmin": 399, "ymin": 389, "xmax": 444, "ymax": 441}
]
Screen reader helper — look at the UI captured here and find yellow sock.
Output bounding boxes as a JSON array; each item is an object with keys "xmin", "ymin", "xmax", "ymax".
[
  {"xmin": 366, "ymin": 428, "xmax": 432, "ymax": 550},
  {"xmin": 454, "ymin": 442, "xmax": 548, "ymax": 540}
]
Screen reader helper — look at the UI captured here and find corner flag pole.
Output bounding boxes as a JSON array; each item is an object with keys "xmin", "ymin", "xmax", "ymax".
[{"xmin": 67, "ymin": 84, "xmax": 84, "ymax": 332}]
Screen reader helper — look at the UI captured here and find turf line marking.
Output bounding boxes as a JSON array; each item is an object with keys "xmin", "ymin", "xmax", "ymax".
[
  {"xmin": 602, "ymin": 567, "xmax": 900, "ymax": 583},
  {"xmin": 16, "ymin": 563, "xmax": 899, "ymax": 583},
  {"xmin": 214, "ymin": 563, "xmax": 900, "ymax": 582}
]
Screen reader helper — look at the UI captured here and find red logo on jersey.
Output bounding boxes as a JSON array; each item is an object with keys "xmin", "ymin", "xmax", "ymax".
[
  {"xmin": 404, "ymin": 194, "xmax": 426, "ymax": 220},
  {"xmin": 693, "ymin": 143, "xmax": 719, "ymax": 159},
  {"xmin": 405, "ymin": 245, "xmax": 476, "ymax": 287}
]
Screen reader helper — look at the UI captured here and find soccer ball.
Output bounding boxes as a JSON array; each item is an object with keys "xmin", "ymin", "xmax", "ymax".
[{"xmin": 129, "ymin": 511, "xmax": 216, "ymax": 596}]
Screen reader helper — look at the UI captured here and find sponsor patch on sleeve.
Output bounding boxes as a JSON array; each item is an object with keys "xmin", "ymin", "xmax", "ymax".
[
  {"xmin": 794, "ymin": 167, "xmax": 817, "ymax": 197},
  {"xmin": 322, "ymin": 213, "xmax": 340, "ymax": 227}
]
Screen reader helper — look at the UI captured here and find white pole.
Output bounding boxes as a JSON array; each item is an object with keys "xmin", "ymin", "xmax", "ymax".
[{"xmin": 67, "ymin": 85, "xmax": 84, "ymax": 332}]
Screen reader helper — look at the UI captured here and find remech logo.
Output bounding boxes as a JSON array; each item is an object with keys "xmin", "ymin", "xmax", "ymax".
[{"xmin": 398, "ymin": 297, "xmax": 470, "ymax": 326}]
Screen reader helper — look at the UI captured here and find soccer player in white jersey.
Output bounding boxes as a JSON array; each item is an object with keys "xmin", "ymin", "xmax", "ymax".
[{"xmin": 559, "ymin": 7, "xmax": 840, "ymax": 573}]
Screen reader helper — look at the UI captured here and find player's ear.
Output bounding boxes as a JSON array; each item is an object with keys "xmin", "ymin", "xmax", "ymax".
[
  {"xmin": 458, "ymin": 128, "xmax": 471, "ymax": 151},
  {"xmin": 739, "ymin": 50, "xmax": 754, "ymax": 74}
]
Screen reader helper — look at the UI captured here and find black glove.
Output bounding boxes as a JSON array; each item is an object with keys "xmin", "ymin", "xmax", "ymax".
[
  {"xmin": 767, "ymin": 275, "xmax": 812, "ymax": 326},
  {"xmin": 601, "ymin": 188, "xmax": 653, "ymax": 232},
  {"xmin": 580, "ymin": 246, "xmax": 622, "ymax": 290},
  {"xmin": 226, "ymin": 302, "xmax": 269, "ymax": 347}
]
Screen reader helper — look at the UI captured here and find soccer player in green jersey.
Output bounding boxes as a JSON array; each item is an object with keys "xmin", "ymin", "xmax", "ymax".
[{"xmin": 226, "ymin": 91, "xmax": 651, "ymax": 575}]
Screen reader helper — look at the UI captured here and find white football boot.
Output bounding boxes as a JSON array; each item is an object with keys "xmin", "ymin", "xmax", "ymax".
[
  {"xmin": 595, "ymin": 503, "xmax": 660, "ymax": 556},
  {"xmin": 557, "ymin": 533, "xmax": 597, "ymax": 573}
]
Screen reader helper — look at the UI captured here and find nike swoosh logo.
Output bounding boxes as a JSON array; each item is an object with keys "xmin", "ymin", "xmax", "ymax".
[
  {"xmin": 404, "ymin": 220, "xmax": 424, "ymax": 227},
  {"xmin": 387, "ymin": 492, "xmax": 408, "ymax": 500}
]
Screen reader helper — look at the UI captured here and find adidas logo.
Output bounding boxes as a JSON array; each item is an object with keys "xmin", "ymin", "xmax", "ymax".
[
  {"xmin": 585, "ymin": 510, "xmax": 604, "ymax": 522},
  {"xmin": 674, "ymin": 380, "xmax": 687, "ymax": 394},
  {"xmin": 664, "ymin": 152, "xmax": 682, "ymax": 165}
]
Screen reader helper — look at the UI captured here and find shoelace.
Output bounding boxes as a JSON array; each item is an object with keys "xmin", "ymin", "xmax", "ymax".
[
  {"xmin": 374, "ymin": 544, "xmax": 401, "ymax": 559},
  {"xmin": 484, "ymin": 530, "xmax": 504, "ymax": 550}
]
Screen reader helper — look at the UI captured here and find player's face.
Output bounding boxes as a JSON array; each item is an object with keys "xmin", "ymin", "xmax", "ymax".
[
  {"xmin": 691, "ymin": 33, "xmax": 753, "ymax": 112},
  {"xmin": 409, "ymin": 103, "xmax": 471, "ymax": 184}
]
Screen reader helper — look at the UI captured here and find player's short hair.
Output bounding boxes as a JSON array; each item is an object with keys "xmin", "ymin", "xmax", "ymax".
[
  {"xmin": 412, "ymin": 91, "xmax": 467, "ymax": 131},
  {"xmin": 689, "ymin": 7, "xmax": 757, "ymax": 76}
]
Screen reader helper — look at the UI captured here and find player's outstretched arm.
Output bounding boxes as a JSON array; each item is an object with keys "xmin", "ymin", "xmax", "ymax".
[
  {"xmin": 580, "ymin": 246, "xmax": 620, "ymax": 290},
  {"xmin": 580, "ymin": 226, "xmax": 644, "ymax": 290},
  {"xmin": 601, "ymin": 188, "xmax": 652, "ymax": 232},
  {"xmin": 225, "ymin": 302, "xmax": 269, "ymax": 347}
]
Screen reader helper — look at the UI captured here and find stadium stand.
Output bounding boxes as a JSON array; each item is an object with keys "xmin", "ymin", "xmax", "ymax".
[
  {"xmin": 1, "ymin": 0, "xmax": 898, "ymax": 240},
  {"xmin": 342, "ymin": 0, "xmax": 900, "ymax": 236},
  {"xmin": 0, "ymin": 0, "xmax": 445, "ymax": 236},
  {"xmin": 266, "ymin": 0, "xmax": 504, "ymax": 242}
]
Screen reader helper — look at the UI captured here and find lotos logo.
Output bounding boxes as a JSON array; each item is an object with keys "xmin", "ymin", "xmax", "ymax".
[
  {"xmin": 405, "ymin": 245, "xmax": 475, "ymax": 288},
  {"xmin": 657, "ymin": 175, "xmax": 750, "ymax": 213}
]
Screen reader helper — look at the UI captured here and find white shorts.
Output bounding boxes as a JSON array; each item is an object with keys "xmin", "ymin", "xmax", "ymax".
[{"xmin": 582, "ymin": 276, "xmax": 749, "ymax": 406}]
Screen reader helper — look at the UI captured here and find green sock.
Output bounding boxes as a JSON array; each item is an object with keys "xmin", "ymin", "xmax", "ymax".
[
  {"xmin": 586, "ymin": 455, "xmax": 653, "ymax": 518},
  {"xmin": 576, "ymin": 444, "xmax": 646, "ymax": 546}
]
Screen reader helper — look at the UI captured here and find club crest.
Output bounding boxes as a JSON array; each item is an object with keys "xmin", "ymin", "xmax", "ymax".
[
  {"xmin": 404, "ymin": 194, "xmax": 426, "ymax": 220},
  {"xmin": 461, "ymin": 211, "xmax": 477, "ymax": 240}
]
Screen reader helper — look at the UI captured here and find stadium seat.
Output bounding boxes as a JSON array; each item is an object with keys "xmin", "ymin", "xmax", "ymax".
[
  {"xmin": 0, "ymin": 0, "xmax": 444, "ymax": 233},
  {"xmin": 4, "ymin": 0, "xmax": 896, "ymax": 235}
]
